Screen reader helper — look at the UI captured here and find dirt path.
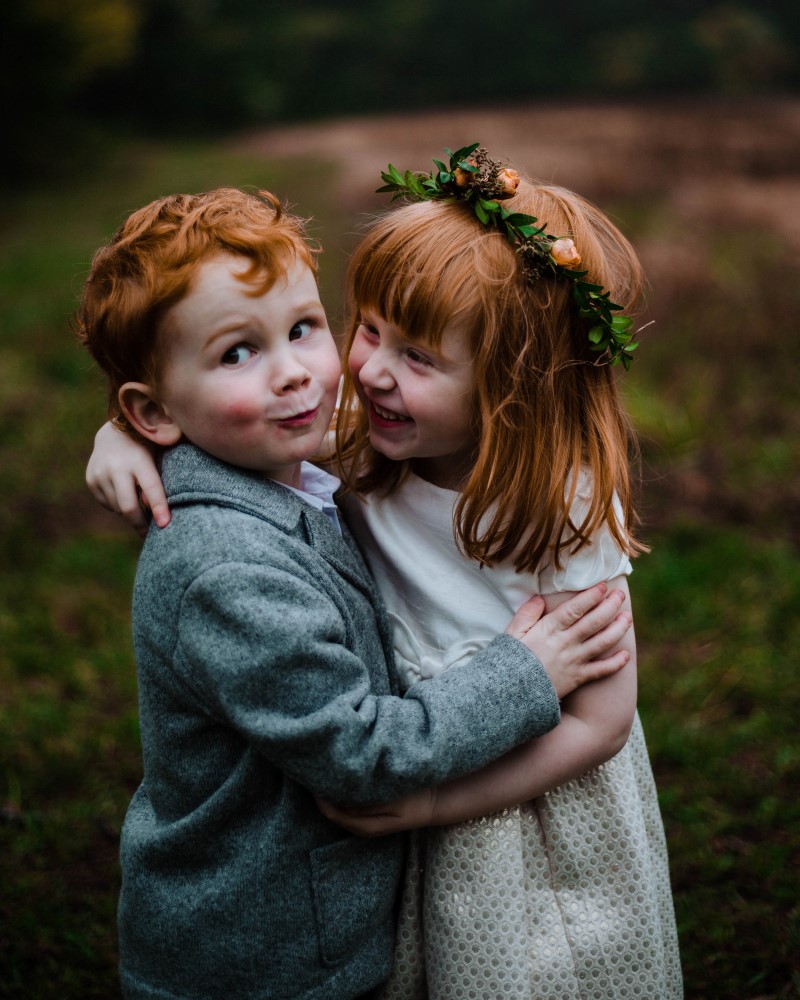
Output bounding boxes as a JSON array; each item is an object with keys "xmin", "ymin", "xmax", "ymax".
[
  {"xmin": 238, "ymin": 98, "xmax": 800, "ymax": 252},
  {"xmin": 237, "ymin": 99, "xmax": 800, "ymax": 540}
]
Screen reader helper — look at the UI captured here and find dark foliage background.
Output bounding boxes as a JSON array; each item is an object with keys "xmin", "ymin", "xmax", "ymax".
[
  {"xmin": 3, "ymin": 0, "xmax": 799, "ymax": 182},
  {"xmin": 1, "ymin": 3, "xmax": 799, "ymax": 996}
]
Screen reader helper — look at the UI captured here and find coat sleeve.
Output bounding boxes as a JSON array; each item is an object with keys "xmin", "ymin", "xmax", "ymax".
[{"xmin": 172, "ymin": 559, "xmax": 560, "ymax": 806}]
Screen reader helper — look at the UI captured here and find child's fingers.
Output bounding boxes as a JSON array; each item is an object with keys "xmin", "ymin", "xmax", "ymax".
[
  {"xmin": 315, "ymin": 797, "xmax": 344, "ymax": 821},
  {"xmin": 109, "ymin": 478, "xmax": 143, "ymax": 520},
  {"xmin": 316, "ymin": 796, "xmax": 392, "ymax": 820},
  {"xmin": 319, "ymin": 809, "xmax": 371, "ymax": 836},
  {"xmin": 86, "ymin": 457, "xmax": 120, "ymax": 511},
  {"xmin": 86, "ymin": 478, "xmax": 115, "ymax": 512},
  {"xmin": 137, "ymin": 471, "xmax": 171, "ymax": 528},
  {"xmin": 315, "ymin": 798, "xmax": 357, "ymax": 828},
  {"xmin": 119, "ymin": 493, "xmax": 151, "ymax": 538},
  {"xmin": 576, "ymin": 648, "xmax": 630, "ymax": 684},
  {"xmin": 504, "ymin": 595, "xmax": 545, "ymax": 640},
  {"xmin": 551, "ymin": 583, "xmax": 609, "ymax": 629},
  {"xmin": 561, "ymin": 589, "xmax": 626, "ymax": 641},
  {"xmin": 315, "ymin": 798, "xmax": 395, "ymax": 837},
  {"xmin": 579, "ymin": 612, "xmax": 633, "ymax": 660}
]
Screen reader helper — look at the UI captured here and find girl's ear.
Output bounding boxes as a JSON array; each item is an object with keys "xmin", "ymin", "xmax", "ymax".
[{"xmin": 118, "ymin": 382, "xmax": 183, "ymax": 447}]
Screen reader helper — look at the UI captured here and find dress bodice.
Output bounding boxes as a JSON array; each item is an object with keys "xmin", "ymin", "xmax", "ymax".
[{"xmin": 343, "ymin": 471, "xmax": 631, "ymax": 690}]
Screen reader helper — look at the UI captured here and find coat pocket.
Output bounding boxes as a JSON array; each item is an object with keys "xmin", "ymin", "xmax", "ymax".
[{"xmin": 309, "ymin": 834, "xmax": 403, "ymax": 967}]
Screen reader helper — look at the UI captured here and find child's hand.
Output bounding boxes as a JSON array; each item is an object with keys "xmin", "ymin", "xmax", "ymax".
[
  {"xmin": 86, "ymin": 421, "xmax": 171, "ymax": 538},
  {"xmin": 506, "ymin": 583, "xmax": 631, "ymax": 699},
  {"xmin": 315, "ymin": 787, "xmax": 438, "ymax": 837}
]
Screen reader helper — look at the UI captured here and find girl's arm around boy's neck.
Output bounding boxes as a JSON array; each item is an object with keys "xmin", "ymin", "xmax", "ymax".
[{"xmin": 86, "ymin": 421, "xmax": 171, "ymax": 536}]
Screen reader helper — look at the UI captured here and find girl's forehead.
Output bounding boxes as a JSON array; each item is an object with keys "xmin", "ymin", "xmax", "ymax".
[
  {"xmin": 360, "ymin": 303, "xmax": 444, "ymax": 349},
  {"xmin": 436, "ymin": 320, "xmax": 475, "ymax": 366},
  {"xmin": 358, "ymin": 302, "xmax": 474, "ymax": 365},
  {"xmin": 356, "ymin": 284, "xmax": 475, "ymax": 348}
]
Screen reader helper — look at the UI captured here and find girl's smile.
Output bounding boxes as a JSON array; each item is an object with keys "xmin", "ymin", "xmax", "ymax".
[
  {"xmin": 348, "ymin": 311, "xmax": 477, "ymax": 490},
  {"xmin": 370, "ymin": 401, "xmax": 411, "ymax": 425}
]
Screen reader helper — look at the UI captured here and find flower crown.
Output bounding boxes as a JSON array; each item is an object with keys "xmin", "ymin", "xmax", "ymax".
[{"xmin": 378, "ymin": 143, "xmax": 638, "ymax": 369}]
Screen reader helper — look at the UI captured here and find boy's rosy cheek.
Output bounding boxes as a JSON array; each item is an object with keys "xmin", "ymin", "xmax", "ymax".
[{"xmin": 220, "ymin": 399, "xmax": 264, "ymax": 423}]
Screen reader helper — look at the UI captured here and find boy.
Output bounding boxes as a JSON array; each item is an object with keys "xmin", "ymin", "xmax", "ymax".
[{"xmin": 77, "ymin": 187, "xmax": 631, "ymax": 1000}]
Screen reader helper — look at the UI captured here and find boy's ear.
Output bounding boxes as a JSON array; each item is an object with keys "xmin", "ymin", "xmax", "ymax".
[{"xmin": 119, "ymin": 382, "xmax": 183, "ymax": 447}]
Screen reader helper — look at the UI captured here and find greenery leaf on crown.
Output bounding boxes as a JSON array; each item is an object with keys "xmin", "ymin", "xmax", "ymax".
[{"xmin": 378, "ymin": 143, "xmax": 639, "ymax": 369}]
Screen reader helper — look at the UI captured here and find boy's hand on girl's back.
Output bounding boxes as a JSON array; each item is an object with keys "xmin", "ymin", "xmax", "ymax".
[
  {"xmin": 86, "ymin": 421, "xmax": 172, "ymax": 537},
  {"xmin": 506, "ymin": 584, "xmax": 632, "ymax": 699}
]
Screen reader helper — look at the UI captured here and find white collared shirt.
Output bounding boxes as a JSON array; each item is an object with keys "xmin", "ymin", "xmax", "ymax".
[{"xmin": 284, "ymin": 462, "xmax": 342, "ymax": 534}]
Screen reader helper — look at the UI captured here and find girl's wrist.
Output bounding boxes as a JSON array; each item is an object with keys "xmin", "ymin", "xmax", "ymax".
[{"xmin": 427, "ymin": 786, "xmax": 442, "ymax": 827}]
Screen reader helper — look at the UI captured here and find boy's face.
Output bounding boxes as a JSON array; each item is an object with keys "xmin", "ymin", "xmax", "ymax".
[{"xmin": 157, "ymin": 255, "xmax": 341, "ymax": 487}]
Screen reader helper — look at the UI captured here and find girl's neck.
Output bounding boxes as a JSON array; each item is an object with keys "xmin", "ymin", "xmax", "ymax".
[{"xmin": 410, "ymin": 453, "xmax": 473, "ymax": 492}]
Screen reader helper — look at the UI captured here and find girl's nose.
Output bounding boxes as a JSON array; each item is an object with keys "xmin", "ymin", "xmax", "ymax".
[{"xmin": 358, "ymin": 348, "xmax": 395, "ymax": 391}]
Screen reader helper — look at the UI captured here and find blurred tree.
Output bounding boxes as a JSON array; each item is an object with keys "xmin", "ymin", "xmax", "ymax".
[
  {"xmin": 100, "ymin": 0, "xmax": 798, "ymax": 127},
  {"xmin": 3, "ymin": 0, "xmax": 798, "ymax": 184},
  {"xmin": 2, "ymin": 0, "xmax": 142, "ymax": 182},
  {"xmin": 84, "ymin": 0, "xmax": 286, "ymax": 129},
  {"xmin": 692, "ymin": 4, "xmax": 791, "ymax": 93}
]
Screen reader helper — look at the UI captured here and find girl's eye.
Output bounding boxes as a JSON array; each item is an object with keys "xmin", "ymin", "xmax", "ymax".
[
  {"xmin": 357, "ymin": 321, "xmax": 379, "ymax": 341},
  {"xmin": 289, "ymin": 320, "xmax": 313, "ymax": 342},
  {"xmin": 221, "ymin": 344, "xmax": 254, "ymax": 366},
  {"xmin": 407, "ymin": 348, "xmax": 433, "ymax": 367}
]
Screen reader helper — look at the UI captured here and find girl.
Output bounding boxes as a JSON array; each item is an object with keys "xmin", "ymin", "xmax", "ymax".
[
  {"xmin": 87, "ymin": 147, "xmax": 682, "ymax": 998},
  {"xmin": 325, "ymin": 146, "xmax": 682, "ymax": 1000}
]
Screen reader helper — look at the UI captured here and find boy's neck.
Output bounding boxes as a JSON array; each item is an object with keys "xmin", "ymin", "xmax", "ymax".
[{"xmin": 264, "ymin": 463, "xmax": 304, "ymax": 490}]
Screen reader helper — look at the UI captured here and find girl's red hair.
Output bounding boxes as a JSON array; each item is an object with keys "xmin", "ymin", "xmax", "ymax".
[{"xmin": 336, "ymin": 178, "xmax": 647, "ymax": 573}]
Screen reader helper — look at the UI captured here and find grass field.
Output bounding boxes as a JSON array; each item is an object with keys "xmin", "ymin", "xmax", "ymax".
[{"xmin": 1, "ymin": 101, "xmax": 799, "ymax": 998}]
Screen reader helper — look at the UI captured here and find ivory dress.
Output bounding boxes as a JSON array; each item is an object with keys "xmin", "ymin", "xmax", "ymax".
[{"xmin": 343, "ymin": 473, "xmax": 683, "ymax": 1000}]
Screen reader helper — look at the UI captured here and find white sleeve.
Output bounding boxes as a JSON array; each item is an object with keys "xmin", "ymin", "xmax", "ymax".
[{"xmin": 537, "ymin": 472, "xmax": 632, "ymax": 594}]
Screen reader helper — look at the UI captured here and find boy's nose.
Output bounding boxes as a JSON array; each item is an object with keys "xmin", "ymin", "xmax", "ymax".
[{"xmin": 272, "ymin": 352, "xmax": 311, "ymax": 393}]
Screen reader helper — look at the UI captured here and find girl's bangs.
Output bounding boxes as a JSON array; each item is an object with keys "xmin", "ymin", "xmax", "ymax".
[{"xmin": 349, "ymin": 203, "xmax": 488, "ymax": 347}]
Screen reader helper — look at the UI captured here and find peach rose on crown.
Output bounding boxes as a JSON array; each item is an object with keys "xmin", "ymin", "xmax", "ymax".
[{"xmin": 378, "ymin": 143, "xmax": 638, "ymax": 370}]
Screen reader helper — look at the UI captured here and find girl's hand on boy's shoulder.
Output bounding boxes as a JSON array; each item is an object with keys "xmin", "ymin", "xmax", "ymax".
[
  {"xmin": 506, "ymin": 584, "xmax": 632, "ymax": 699},
  {"xmin": 86, "ymin": 421, "xmax": 171, "ymax": 538},
  {"xmin": 315, "ymin": 786, "xmax": 438, "ymax": 838}
]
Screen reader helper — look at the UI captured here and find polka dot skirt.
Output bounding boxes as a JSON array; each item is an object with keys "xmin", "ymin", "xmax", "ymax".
[{"xmin": 377, "ymin": 714, "xmax": 683, "ymax": 1000}]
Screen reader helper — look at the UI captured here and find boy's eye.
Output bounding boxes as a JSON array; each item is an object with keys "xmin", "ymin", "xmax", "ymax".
[
  {"xmin": 221, "ymin": 344, "xmax": 254, "ymax": 366},
  {"xmin": 289, "ymin": 320, "xmax": 313, "ymax": 342}
]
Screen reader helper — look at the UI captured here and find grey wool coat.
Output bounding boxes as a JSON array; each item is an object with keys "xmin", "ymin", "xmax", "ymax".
[{"xmin": 118, "ymin": 443, "xmax": 561, "ymax": 1000}]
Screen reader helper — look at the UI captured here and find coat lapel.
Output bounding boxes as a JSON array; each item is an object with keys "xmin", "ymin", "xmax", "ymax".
[
  {"xmin": 300, "ymin": 509, "xmax": 380, "ymax": 605},
  {"xmin": 161, "ymin": 443, "xmax": 381, "ymax": 605}
]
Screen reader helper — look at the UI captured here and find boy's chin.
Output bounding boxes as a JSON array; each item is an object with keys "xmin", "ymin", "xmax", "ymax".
[{"xmin": 176, "ymin": 438, "xmax": 314, "ymax": 482}]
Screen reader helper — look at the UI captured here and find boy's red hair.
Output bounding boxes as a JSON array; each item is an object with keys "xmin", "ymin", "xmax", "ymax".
[
  {"xmin": 336, "ymin": 178, "xmax": 647, "ymax": 573},
  {"xmin": 76, "ymin": 187, "xmax": 318, "ymax": 435}
]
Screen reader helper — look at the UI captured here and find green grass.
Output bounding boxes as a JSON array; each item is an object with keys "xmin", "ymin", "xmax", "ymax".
[
  {"xmin": 635, "ymin": 526, "xmax": 800, "ymax": 997},
  {"xmin": 1, "ymin": 133, "xmax": 798, "ymax": 998}
]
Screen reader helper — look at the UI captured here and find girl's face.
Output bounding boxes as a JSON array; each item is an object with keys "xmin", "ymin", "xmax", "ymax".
[{"xmin": 348, "ymin": 308, "xmax": 477, "ymax": 490}]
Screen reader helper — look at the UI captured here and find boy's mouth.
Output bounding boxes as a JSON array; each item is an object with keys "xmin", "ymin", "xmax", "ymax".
[{"xmin": 276, "ymin": 406, "xmax": 319, "ymax": 428}]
